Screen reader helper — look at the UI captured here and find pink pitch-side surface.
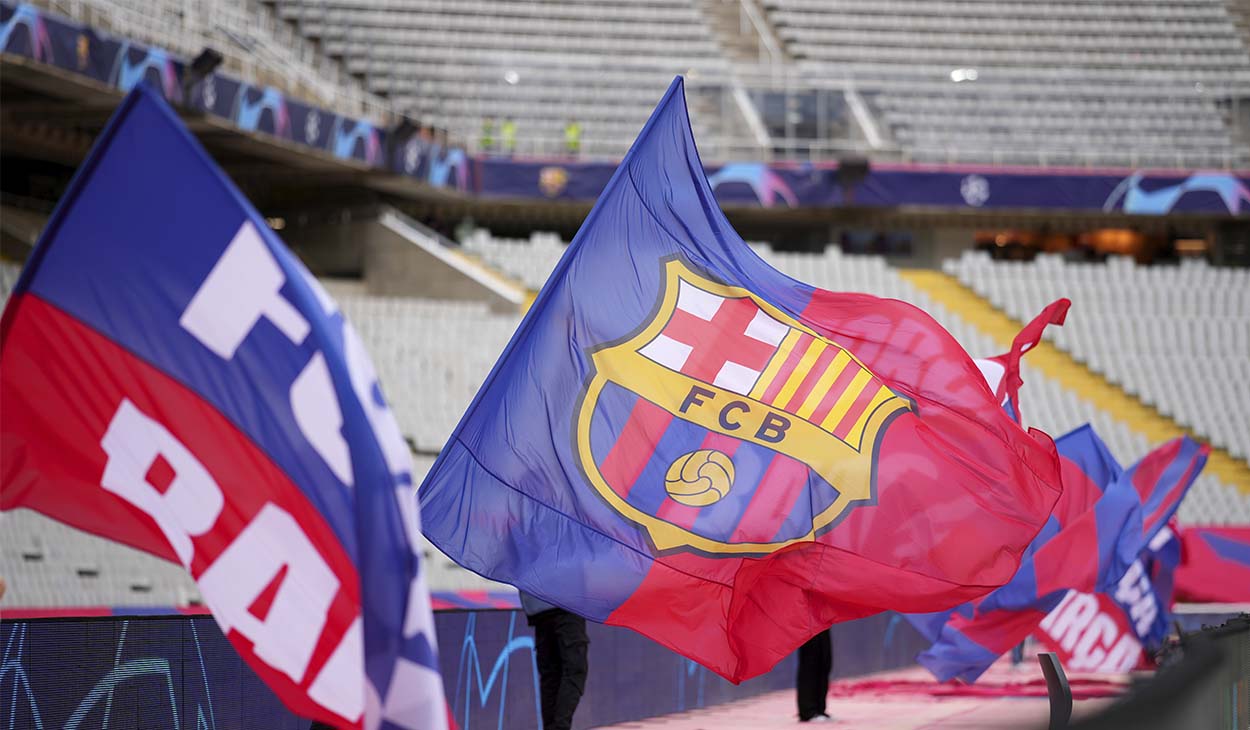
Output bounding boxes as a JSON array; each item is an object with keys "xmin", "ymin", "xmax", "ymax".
[{"xmin": 599, "ymin": 661, "xmax": 1127, "ymax": 730}]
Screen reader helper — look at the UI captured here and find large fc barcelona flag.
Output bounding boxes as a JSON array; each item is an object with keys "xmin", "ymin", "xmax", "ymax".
[
  {"xmin": 419, "ymin": 78, "xmax": 1065, "ymax": 682},
  {"xmin": 0, "ymin": 86, "xmax": 445, "ymax": 729}
]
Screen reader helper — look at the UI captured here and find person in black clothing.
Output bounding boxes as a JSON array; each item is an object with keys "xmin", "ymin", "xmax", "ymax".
[
  {"xmin": 522, "ymin": 592, "xmax": 589, "ymax": 730},
  {"xmin": 796, "ymin": 628, "xmax": 833, "ymax": 722}
]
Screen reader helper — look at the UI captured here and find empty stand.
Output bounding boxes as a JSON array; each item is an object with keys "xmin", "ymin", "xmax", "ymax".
[
  {"xmin": 334, "ymin": 289, "xmax": 522, "ymax": 452},
  {"xmin": 947, "ymin": 251, "xmax": 1250, "ymax": 463},
  {"xmin": 266, "ymin": 0, "xmax": 729, "ymax": 157},
  {"xmin": 462, "ymin": 228, "xmax": 567, "ymax": 290},
  {"xmin": 763, "ymin": 0, "xmax": 1250, "ymax": 166},
  {"xmin": 27, "ymin": 0, "xmax": 1250, "ymax": 165}
]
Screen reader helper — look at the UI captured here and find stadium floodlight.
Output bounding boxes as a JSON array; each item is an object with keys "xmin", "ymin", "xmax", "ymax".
[{"xmin": 949, "ymin": 68, "xmax": 979, "ymax": 82}]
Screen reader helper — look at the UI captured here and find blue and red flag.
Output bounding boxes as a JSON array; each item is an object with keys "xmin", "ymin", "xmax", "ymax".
[
  {"xmin": 1146, "ymin": 524, "xmax": 1182, "ymax": 612},
  {"xmin": 1033, "ymin": 525, "xmax": 1180, "ymax": 673},
  {"xmin": 917, "ymin": 427, "xmax": 1208, "ymax": 682},
  {"xmin": 1174, "ymin": 526, "xmax": 1250, "ymax": 603},
  {"xmin": 417, "ymin": 77, "xmax": 1065, "ymax": 682},
  {"xmin": 0, "ymin": 85, "xmax": 445, "ymax": 730}
]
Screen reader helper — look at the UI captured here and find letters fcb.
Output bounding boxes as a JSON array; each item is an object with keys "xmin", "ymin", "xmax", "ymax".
[{"xmin": 576, "ymin": 258, "xmax": 912, "ymax": 556}]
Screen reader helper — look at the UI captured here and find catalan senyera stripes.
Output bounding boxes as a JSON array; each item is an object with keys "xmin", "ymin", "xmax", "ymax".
[{"xmin": 745, "ymin": 322, "xmax": 896, "ymax": 448}]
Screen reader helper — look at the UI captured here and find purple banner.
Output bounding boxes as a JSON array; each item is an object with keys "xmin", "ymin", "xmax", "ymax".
[{"xmin": 476, "ymin": 157, "xmax": 1250, "ymax": 215}]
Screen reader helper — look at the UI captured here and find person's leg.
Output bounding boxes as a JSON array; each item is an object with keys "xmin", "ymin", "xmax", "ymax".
[
  {"xmin": 796, "ymin": 629, "xmax": 832, "ymax": 721},
  {"xmin": 532, "ymin": 611, "xmax": 564, "ymax": 729},
  {"xmin": 548, "ymin": 610, "xmax": 589, "ymax": 730},
  {"xmin": 816, "ymin": 629, "xmax": 833, "ymax": 717}
]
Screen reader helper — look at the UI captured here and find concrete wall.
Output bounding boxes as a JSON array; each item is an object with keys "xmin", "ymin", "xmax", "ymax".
[
  {"xmin": 286, "ymin": 210, "xmax": 521, "ymax": 311},
  {"xmin": 906, "ymin": 225, "xmax": 978, "ymax": 269},
  {"xmin": 284, "ymin": 217, "xmax": 369, "ymax": 278},
  {"xmin": 362, "ymin": 218, "xmax": 517, "ymax": 311}
]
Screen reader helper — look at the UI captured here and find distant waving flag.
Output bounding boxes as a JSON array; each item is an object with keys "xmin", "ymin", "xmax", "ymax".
[
  {"xmin": 1034, "ymin": 526, "xmax": 1180, "ymax": 673},
  {"xmin": 917, "ymin": 427, "xmax": 1207, "ymax": 682},
  {"xmin": 1034, "ymin": 589, "xmax": 1147, "ymax": 673},
  {"xmin": 418, "ymin": 77, "xmax": 1065, "ymax": 682},
  {"xmin": 0, "ymin": 85, "xmax": 445, "ymax": 730}
]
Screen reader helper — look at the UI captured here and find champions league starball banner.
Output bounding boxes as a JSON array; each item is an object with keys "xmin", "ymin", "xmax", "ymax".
[
  {"xmin": 0, "ymin": 85, "xmax": 446, "ymax": 730},
  {"xmin": 474, "ymin": 157, "xmax": 1250, "ymax": 215}
]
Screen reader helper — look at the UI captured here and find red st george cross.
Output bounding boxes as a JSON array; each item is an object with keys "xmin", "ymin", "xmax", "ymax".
[{"xmin": 659, "ymin": 297, "xmax": 778, "ymax": 383}]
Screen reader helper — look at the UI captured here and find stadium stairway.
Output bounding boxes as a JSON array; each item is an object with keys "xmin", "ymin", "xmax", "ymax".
[
  {"xmin": 375, "ymin": 208, "xmax": 530, "ymax": 310},
  {"xmin": 900, "ymin": 268, "xmax": 1250, "ymax": 495}
]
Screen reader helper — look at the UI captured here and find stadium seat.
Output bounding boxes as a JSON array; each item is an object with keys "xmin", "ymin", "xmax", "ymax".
[
  {"xmin": 3, "ymin": 232, "xmax": 1249, "ymax": 606},
  {"xmin": 269, "ymin": 0, "xmax": 728, "ymax": 157},
  {"xmin": 947, "ymin": 251, "xmax": 1250, "ymax": 463},
  {"xmin": 764, "ymin": 0, "xmax": 1250, "ymax": 166},
  {"xmin": 53, "ymin": 0, "xmax": 1250, "ymax": 166}
]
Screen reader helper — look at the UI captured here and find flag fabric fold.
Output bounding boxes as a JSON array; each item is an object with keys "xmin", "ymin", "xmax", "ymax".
[
  {"xmin": 1174, "ymin": 526, "xmax": 1250, "ymax": 603},
  {"xmin": 907, "ymin": 314, "xmax": 1068, "ymax": 646},
  {"xmin": 916, "ymin": 427, "xmax": 1208, "ymax": 683},
  {"xmin": 0, "ymin": 85, "xmax": 445, "ymax": 730},
  {"xmin": 973, "ymin": 299, "xmax": 1070, "ymax": 425},
  {"xmin": 418, "ymin": 77, "xmax": 1065, "ymax": 683}
]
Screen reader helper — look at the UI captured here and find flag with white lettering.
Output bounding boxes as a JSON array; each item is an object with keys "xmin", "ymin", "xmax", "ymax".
[
  {"xmin": 916, "ymin": 427, "xmax": 1206, "ymax": 682},
  {"xmin": 0, "ymin": 85, "xmax": 445, "ymax": 730},
  {"xmin": 1034, "ymin": 526, "xmax": 1179, "ymax": 674}
]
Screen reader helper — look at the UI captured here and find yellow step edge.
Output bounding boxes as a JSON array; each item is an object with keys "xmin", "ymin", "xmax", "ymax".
[
  {"xmin": 899, "ymin": 268, "xmax": 1250, "ymax": 494},
  {"xmin": 449, "ymin": 250, "xmax": 534, "ymax": 314}
]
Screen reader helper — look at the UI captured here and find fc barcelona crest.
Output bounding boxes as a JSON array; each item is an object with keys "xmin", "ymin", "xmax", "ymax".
[{"xmin": 575, "ymin": 258, "xmax": 912, "ymax": 556}]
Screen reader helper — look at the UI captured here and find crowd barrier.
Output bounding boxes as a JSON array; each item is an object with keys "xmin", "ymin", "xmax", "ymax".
[{"xmin": 0, "ymin": 608, "xmax": 925, "ymax": 729}]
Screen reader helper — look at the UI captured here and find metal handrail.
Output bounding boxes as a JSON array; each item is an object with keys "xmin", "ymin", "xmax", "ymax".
[
  {"xmin": 467, "ymin": 131, "xmax": 1244, "ymax": 170},
  {"xmin": 736, "ymin": 0, "xmax": 782, "ymax": 66}
]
